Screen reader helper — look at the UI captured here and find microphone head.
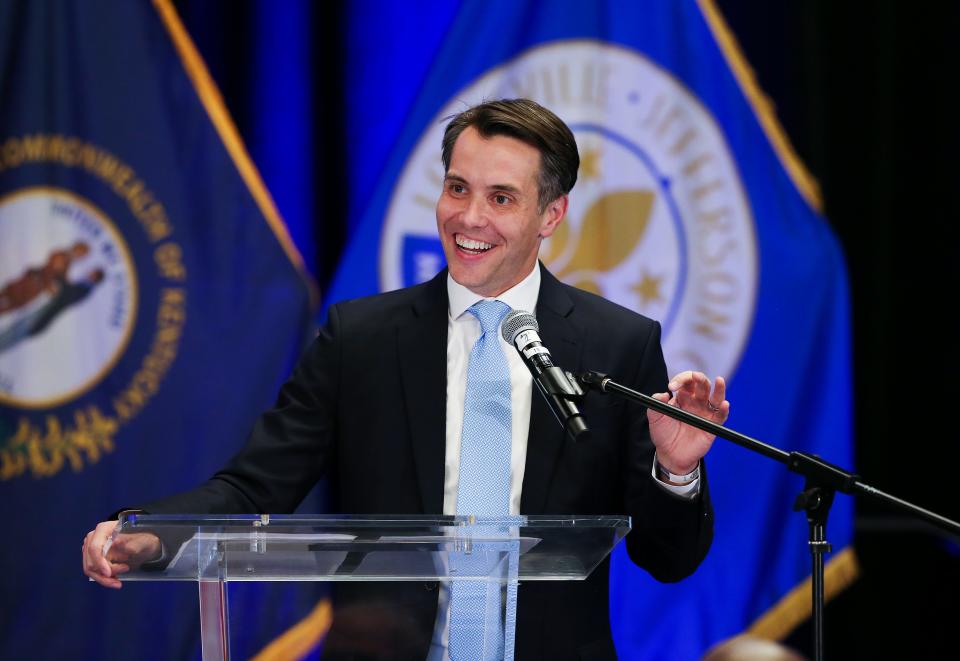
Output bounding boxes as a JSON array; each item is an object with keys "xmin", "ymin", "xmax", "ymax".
[{"xmin": 501, "ymin": 309, "xmax": 539, "ymax": 345}]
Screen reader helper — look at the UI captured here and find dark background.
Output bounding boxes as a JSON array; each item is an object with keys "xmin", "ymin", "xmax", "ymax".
[
  {"xmin": 718, "ymin": 3, "xmax": 960, "ymax": 657},
  {"xmin": 178, "ymin": 1, "xmax": 960, "ymax": 657}
]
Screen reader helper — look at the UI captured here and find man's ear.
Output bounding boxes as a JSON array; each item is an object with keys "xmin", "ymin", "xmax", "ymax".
[{"xmin": 539, "ymin": 194, "xmax": 568, "ymax": 238}]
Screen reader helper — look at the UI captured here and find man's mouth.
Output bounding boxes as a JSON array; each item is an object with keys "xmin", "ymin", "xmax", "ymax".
[{"xmin": 454, "ymin": 234, "xmax": 494, "ymax": 255}]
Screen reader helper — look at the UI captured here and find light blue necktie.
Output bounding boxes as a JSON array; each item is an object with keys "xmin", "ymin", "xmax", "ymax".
[{"xmin": 449, "ymin": 299, "xmax": 513, "ymax": 661}]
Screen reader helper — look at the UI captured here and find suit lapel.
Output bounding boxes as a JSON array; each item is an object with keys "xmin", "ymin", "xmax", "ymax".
[
  {"xmin": 398, "ymin": 272, "xmax": 449, "ymax": 514},
  {"xmin": 520, "ymin": 266, "xmax": 582, "ymax": 514}
]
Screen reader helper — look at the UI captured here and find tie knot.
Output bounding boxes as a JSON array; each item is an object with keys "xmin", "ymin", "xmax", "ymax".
[{"xmin": 468, "ymin": 299, "xmax": 511, "ymax": 335}]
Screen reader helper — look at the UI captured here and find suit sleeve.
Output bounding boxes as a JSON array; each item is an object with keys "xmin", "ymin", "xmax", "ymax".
[
  {"xmin": 138, "ymin": 304, "xmax": 343, "ymax": 515},
  {"xmin": 621, "ymin": 320, "xmax": 714, "ymax": 582}
]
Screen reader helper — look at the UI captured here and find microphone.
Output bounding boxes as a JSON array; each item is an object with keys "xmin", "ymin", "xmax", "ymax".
[{"xmin": 500, "ymin": 310, "xmax": 590, "ymax": 441}]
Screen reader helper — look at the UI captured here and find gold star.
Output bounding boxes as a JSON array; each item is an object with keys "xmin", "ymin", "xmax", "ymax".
[
  {"xmin": 579, "ymin": 149, "xmax": 601, "ymax": 181},
  {"xmin": 634, "ymin": 272, "xmax": 663, "ymax": 305}
]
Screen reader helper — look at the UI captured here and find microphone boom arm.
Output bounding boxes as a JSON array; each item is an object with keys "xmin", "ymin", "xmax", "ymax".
[{"xmin": 577, "ymin": 368, "xmax": 960, "ymax": 661}]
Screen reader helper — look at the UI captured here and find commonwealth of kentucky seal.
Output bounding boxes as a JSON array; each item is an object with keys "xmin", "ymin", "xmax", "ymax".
[
  {"xmin": 0, "ymin": 188, "xmax": 137, "ymax": 408},
  {"xmin": 0, "ymin": 135, "xmax": 187, "ymax": 480},
  {"xmin": 380, "ymin": 40, "xmax": 757, "ymax": 379}
]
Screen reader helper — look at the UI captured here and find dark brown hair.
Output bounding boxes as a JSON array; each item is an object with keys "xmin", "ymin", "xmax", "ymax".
[{"xmin": 441, "ymin": 98, "xmax": 580, "ymax": 211}]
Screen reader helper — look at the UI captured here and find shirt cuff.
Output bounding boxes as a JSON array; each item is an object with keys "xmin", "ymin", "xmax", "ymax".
[{"xmin": 650, "ymin": 457, "xmax": 701, "ymax": 499}]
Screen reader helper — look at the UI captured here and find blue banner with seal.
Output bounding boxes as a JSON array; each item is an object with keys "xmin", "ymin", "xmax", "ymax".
[
  {"xmin": 328, "ymin": 1, "xmax": 854, "ymax": 658},
  {"xmin": 0, "ymin": 1, "xmax": 314, "ymax": 658}
]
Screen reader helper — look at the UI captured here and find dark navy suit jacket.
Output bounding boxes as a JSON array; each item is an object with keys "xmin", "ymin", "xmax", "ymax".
[{"xmin": 144, "ymin": 266, "xmax": 713, "ymax": 660}]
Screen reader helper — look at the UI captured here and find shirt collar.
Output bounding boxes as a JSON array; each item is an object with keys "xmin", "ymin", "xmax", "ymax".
[{"xmin": 447, "ymin": 263, "xmax": 541, "ymax": 320}]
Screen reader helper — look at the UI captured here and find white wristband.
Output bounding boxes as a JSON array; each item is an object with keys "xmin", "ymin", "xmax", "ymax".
[{"xmin": 654, "ymin": 454, "xmax": 700, "ymax": 485}]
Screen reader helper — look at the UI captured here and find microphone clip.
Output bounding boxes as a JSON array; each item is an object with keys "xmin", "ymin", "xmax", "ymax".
[{"xmin": 539, "ymin": 366, "xmax": 587, "ymax": 400}]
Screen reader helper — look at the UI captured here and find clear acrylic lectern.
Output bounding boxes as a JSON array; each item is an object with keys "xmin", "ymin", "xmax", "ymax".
[{"xmin": 113, "ymin": 512, "xmax": 630, "ymax": 660}]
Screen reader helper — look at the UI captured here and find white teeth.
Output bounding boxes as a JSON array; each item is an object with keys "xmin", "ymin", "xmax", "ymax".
[{"xmin": 455, "ymin": 235, "xmax": 493, "ymax": 251}]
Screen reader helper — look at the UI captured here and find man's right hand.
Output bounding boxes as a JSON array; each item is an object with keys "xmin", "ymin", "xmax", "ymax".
[{"xmin": 82, "ymin": 520, "xmax": 161, "ymax": 589}]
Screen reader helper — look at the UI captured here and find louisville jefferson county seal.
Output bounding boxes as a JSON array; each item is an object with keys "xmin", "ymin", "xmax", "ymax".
[{"xmin": 380, "ymin": 41, "xmax": 757, "ymax": 380}]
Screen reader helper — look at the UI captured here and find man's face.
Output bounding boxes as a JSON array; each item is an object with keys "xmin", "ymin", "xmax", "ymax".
[{"xmin": 436, "ymin": 126, "xmax": 567, "ymax": 297}]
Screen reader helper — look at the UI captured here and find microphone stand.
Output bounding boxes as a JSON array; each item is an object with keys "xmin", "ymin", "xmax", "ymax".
[{"xmin": 575, "ymin": 370, "xmax": 960, "ymax": 661}]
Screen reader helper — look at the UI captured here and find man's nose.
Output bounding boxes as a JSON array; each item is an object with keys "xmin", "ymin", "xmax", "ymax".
[{"xmin": 462, "ymin": 195, "xmax": 487, "ymax": 227}]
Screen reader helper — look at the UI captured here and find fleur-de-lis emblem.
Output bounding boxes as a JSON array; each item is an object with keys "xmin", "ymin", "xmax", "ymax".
[{"xmin": 542, "ymin": 190, "xmax": 660, "ymax": 304}]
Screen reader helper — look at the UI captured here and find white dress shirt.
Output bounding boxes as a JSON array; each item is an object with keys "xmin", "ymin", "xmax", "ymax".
[{"xmin": 442, "ymin": 266, "xmax": 541, "ymax": 517}]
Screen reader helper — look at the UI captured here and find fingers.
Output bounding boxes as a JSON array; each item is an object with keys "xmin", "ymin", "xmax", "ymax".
[
  {"xmin": 712, "ymin": 376, "xmax": 727, "ymax": 405},
  {"xmin": 716, "ymin": 400, "xmax": 731, "ymax": 420},
  {"xmin": 82, "ymin": 520, "xmax": 122, "ymax": 589},
  {"xmin": 666, "ymin": 370, "xmax": 696, "ymax": 393},
  {"xmin": 667, "ymin": 372, "xmax": 730, "ymax": 419},
  {"xmin": 694, "ymin": 372, "xmax": 711, "ymax": 403},
  {"xmin": 709, "ymin": 376, "xmax": 730, "ymax": 421},
  {"xmin": 667, "ymin": 371, "xmax": 710, "ymax": 399},
  {"xmin": 111, "ymin": 532, "xmax": 162, "ymax": 564},
  {"xmin": 668, "ymin": 371, "xmax": 708, "ymax": 410}
]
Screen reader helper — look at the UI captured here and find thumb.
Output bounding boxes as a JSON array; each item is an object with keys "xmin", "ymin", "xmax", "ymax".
[{"xmin": 647, "ymin": 392, "xmax": 671, "ymax": 423}]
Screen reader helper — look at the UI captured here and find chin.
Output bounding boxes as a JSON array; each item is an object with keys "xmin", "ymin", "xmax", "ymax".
[
  {"xmin": 448, "ymin": 263, "xmax": 481, "ymax": 287},
  {"xmin": 448, "ymin": 263, "xmax": 496, "ymax": 294}
]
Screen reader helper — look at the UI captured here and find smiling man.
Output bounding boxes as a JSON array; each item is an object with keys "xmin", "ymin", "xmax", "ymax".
[
  {"xmin": 82, "ymin": 99, "xmax": 728, "ymax": 661},
  {"xmin": 437, "ymin": 122, "xmax": 566, "ymax": 298}
]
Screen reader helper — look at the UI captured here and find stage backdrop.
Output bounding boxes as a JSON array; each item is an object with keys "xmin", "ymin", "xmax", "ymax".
[
  {"xmin": 327, "ymin": 1, "xmax": 855, "ymax": 658},
  {"xmin": 0, "ymin": 1, "xmax": 317, "ymax": 659}
]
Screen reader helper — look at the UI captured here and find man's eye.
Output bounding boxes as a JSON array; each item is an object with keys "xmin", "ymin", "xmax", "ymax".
[{"xmin": 494, "ymin": 194, "xmax": 510, "ymax": 205}]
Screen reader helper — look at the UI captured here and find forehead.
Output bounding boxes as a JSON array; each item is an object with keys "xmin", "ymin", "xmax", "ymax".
[{"xmin": 448, "ymin": 126, "xmax": 541, "ymax": 188}]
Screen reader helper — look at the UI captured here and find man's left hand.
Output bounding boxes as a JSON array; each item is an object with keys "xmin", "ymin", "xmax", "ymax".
[{"xmin": 648, "ymin": 371, "xmax": 729, "ymax": 474}]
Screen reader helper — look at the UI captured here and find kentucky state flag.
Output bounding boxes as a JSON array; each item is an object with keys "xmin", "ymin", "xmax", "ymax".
[
  {"xmin": 330, "ymin": 1, "xmax": 854, "ymax": 658},
  {"xmin": 0, "ymin": 1, "xmax": 317, "ymax": 659}
]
